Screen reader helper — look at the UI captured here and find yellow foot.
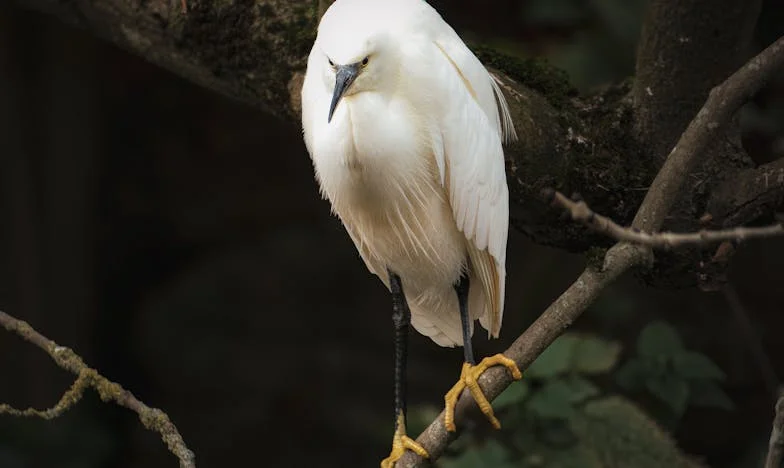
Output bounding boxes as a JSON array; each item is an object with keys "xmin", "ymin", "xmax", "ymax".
[
  {"xmin": 443, "ymin": 354, "xmax": 522, "ymax": 432},
  {"xmin": 380, "ymin": 413, "xmax": 429, "ymax": 468}
]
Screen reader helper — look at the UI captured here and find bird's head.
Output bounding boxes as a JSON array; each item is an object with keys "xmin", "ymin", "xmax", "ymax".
[{"xmin": 314, "ymin": 0, "xmax": 404, "ymax": 123}]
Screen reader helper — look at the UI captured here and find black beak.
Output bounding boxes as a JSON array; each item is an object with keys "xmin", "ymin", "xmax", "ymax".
[{"xmin": 328, "ymin": 64, "xmax": 360, "ymax": 123}]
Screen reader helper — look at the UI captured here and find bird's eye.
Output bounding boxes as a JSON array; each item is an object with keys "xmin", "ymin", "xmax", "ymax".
[
  {"xmin": 361, "ymin": 56, "xmax": 369, "ymax": 67},
  {"xmin": 328, "ymin": 58, "xmax": 335, "ymax": 67}
]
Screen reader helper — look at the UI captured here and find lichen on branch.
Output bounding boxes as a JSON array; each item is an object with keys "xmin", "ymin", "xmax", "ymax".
[{"xmin": 0, "ymin": 311, "xmax": 196, "ymax": 468}]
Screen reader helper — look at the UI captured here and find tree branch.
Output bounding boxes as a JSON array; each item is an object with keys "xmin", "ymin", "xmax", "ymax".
[
  {"xmin": 548, "ymin": 189, "xmax": 784, "ymax": 248},
  {"xmin": 0, "ymin": 310, "xmax": 196, "ymax": 468},
  {"xmin": 765, "ymin": 391, "xmax": 784, "ymax": 468},
  {"xmin": 399, "ymin": 34, "xmax": 784, "ymax": 468}
]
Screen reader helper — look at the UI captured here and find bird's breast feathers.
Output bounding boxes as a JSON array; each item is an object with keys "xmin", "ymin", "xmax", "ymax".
[{"xmin": 306, "ymin": 91, "xmax": 436, "ymax": 206}]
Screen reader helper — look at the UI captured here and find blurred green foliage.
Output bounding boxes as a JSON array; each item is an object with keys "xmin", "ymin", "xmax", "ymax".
[
  {"xmin": 479, "ymin": 0, "xmax": 648, "ymax": 90},
  {"xmin": 525, "ymin": 0, "xmax": 647, "ymax": 90},
  {"xmin": 616, "ymin": 321, "xmax": 733, "ymax": 419},
  {"xmin": 413, "ymin": 323, "xmax": 734, "ymax": 467}
]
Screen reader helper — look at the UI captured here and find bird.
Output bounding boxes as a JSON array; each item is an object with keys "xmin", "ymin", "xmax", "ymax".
[{"xmin": 301, "ymin": 0, "xmax": 522, "ymax": 465}]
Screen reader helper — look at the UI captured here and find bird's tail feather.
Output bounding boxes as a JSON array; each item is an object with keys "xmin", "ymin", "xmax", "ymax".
[
  {"xmin": 409, "ymin": 288, "xmax": 464, "ymax": 347},
  {"xmin": 408, "ymin": 282, "xmax": 492, "ymax": 348}
]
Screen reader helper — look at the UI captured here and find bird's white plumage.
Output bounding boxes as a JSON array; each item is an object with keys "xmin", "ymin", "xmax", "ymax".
[{"xmin": 301, "ymin": 0, "xmax": 516, "ymax": 346}]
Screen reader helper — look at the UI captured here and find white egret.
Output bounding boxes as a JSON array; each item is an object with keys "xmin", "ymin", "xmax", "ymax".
[{"xmin": 301, "ymin": 0, "xmax": 522, "ymax": 465}]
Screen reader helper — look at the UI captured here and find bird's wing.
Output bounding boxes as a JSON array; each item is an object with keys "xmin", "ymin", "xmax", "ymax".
[
  {"xmin": 416, "ymin": 28, "xmax": 513, "ymax": 338},
  {"xmin": 430, "ymin": 29, "xmax": 517, "ymax": 144}
]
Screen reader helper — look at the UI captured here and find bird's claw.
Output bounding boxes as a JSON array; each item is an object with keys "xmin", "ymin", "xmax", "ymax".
[
  {"xmin": 380, "ymin": 435, "xmax": 429, "ymax": 468},
  {"xmin": 380, "ymin": 413, "xmax": 429, "ymax": 468},
  {"xmin": 443, "ymin": 354, "xmax": 522, "ymax": 432}
]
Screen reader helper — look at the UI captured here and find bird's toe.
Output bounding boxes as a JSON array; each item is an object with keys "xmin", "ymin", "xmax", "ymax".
[
  {"xmin": 380, "ymin": 413, "xmax": 429, "ymax": 467},
  {"xmin": 443, "ymin": 354, "xmax": 522, "ymax": 432}
]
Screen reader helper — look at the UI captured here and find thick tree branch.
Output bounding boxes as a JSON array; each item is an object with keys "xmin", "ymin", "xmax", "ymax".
[
  {"xmin": 12, "ymin": 0, "xmax": 779, "ymax": 288},
  {"xmin": 11, "ymin": 0, "xmax": 622, "ymax": 253},
  {"xmin": 0, "ymin": 310, "xmax": 195, "ymax": 468},
  {"xmin": 399, "ymin": 34, "xmax": 784, "ymax": 468},
  {"xmin": 548, "ymin": 189, "xmax": 784, "ymax": 248}
]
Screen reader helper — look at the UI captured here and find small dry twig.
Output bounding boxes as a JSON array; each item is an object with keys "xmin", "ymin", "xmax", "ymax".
[
  {"xmin": 765, "ymin": 391, "xmax": 784, "ymax": 468},
  {"xmin": 547, "ymin": 189, "xmax": 784, "ymax": 248},
  {"xmin": 0, "ymin": 310, "xmax": 196, "ymax": 468}
]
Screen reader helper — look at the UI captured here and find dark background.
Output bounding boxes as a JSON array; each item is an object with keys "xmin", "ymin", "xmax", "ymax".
[{"xmin": 1, "ymin": 0, "xmax": 783, "ymax": 467}]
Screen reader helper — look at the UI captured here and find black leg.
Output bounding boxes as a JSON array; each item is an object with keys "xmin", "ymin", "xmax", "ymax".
[
  {"xmin": 454, "ymin": 274, "xmax": 475, "ymax": 365},
  {"xmin": 444, "ymin": 274, "xmax": 523, "ymax": 434},
  {"xmin": 388, "ymin": 270, "xmax": 410, "ymax": 430}
]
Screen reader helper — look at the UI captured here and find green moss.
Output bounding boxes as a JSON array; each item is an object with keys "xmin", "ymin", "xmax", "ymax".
[
  {"xmin": 471, "ymin": 44, "xmax": 576, "ymax": 109},
  {"xmin": 179, "ymin": 0, "xmax": 321, "ymax": 115},
  {"xmin": 281, "ymin": 3, "xmax": 318, "ymax": 62}
]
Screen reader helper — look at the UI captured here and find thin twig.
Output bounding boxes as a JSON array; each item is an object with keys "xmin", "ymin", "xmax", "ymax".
[
  {"xmin": 399, "ymin": 33, "xmax": 784, "ymax": 468},
  {"xmin": 547, "ymin": 190, "xmax": 784, "ymax": 248},
  {"xmin": 765, "ymin": 391, "xmax": 784, "ymax": 468},
  {"xmin": 0, "ymin": 310, "xmax": 196, "ymax": 468}
]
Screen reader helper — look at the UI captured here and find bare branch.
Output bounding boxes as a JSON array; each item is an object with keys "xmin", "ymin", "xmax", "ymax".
[
  {"xmin": 765, "ymin": 391, "xmax": 784, "ymax": 468},
  {"xmin": 399, "ymin": 34, "xmax": 784, "ymax": 468},
  {"xmin": 0, "ymin": 310, "xmax": 196, "ymax": 468},
  {"xmin": 547, "ymin": 190, "xmax": 784, "ymax": 248}
]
